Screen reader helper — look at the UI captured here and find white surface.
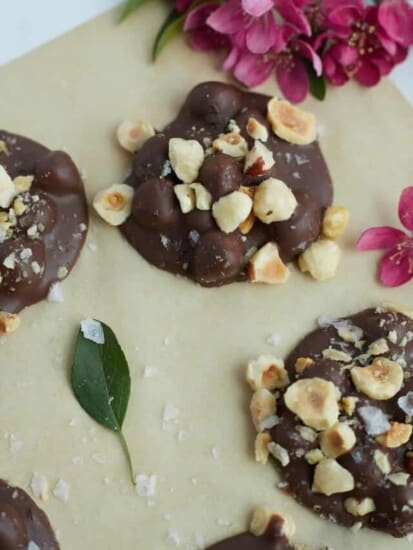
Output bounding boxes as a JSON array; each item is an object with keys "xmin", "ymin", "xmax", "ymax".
[{"xmin": 1, "ymin": 0, "xmax": 412, "ymax": 104}]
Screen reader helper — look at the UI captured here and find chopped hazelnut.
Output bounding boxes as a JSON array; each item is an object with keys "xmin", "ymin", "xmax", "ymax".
[
  {"xmin": 190, "ymin": 183, "xmax": 212, "ymax": 211},
  {"xmin": 267, "ymin": 98, "xmax": 316, "ymax": 145},
  {"xmin": 298, "ymin": 239, "xmax": 341, "ymax": 281},
  {"xmin": 247, "ymin": 242, "xmax": 290, "ymax": 285},
  {"xmin": 244, "ymin": 141, "xmax": 275, "ymax": 176},
  {"xmin": 344, "ymin": 498, "xmax": 376, "ymax": 516},
  {"xmin": 0, "ymin": 165, "xmax": 15, "ymax": 209},
  {"xmin": 322, "ymin": 348, "xmax": 352, "ymax": 363},
  {"xmin": 268, "ymin": 442, "xmax": 290, "ymax": 466},
  {"xmin": 250, "ymin": 507, "xmax": 295, "ymax": 539},
  {"xmin": 284, "ymin": 378, "xmax": 340, "ymax": 430},
  {"xmin": 367, "ymin": 338, "xmax": 389, "ymax": 356},
  {"xmin": 116, "ymin": 119, "xmax": 155, "ymax": 153},
  {"xmin": 374, "ymin": 449, "xmax": 391, "ymax": 474},
  {"xmin": 250, "ymin": 389, "xmax": 277, "ymax": 432},
  {"xmin": 14, "ymin": 175, "xmax": 33, "ymax": 194},
  {"xmin": 297, "ymin": 426, "xmax": 318, "ymax": 443},
  {"xmin": 0, "ymin": 311, "xmax": 20, "ymax": 334},
  {"xmin": 173, "ymin": 183, "xmax": 195, "ymax": 214},
  {"xmin": 322, "ymin": 205, "xmax": 349, "ymax": 239},
  {"xmin": 319, "ymin": 422, "xmax": 356, "ymax": 458},
  {"xmin": 169, "ymin": 138, "xmax": 205, "ymax": 183},
  {"xmin": 312, "ymin": 458, "xmax": 354, "ymax": 495},
  {"xmin": 388, "ymin": 472, "xmax": 410, "ymax": 486},
  {"xmin": 341, "ymin": 396, "xmax": 358, "ymax": 416},
  {"xmin": 93, "ymin": 183, "xmax": 134, "ymax": 226},
  {"xmin": 350, "ymin": 358, "xmax": 403, "ymax": 400},
  {"xmin": 212, "ymin": 190, "xmax": 252, "ymax": 234},
  {"xmin": 295, "ymin": 357, "xmax": 314, "ymax": 374},
  {"xmin": 376, "ymin": 422, "xmax": 412, "ymax": 448},
  {"xmin": 246, "ymin": 354, "xmax": 289, "ymax": 391},
  {"xmin": 239, "ymin": 186, "xmax": 256, "ymax": 234},
  {"xmin": 213, "ymin": 132, "xmax": 248, "ymax": 158},
  {"xmin": 246, "ymin": 118, "xmax": 269, "ymax": 142},
  {"xmin": 305, "ymin": 448, "xmax": 324, "ymax": 465},
  {"xmin": 253, "ymin": 178, "xmax": 297, "ymax": 224},
  {"xmin": 254, "ymin": 433, "xmax": 272, "ymax": 464}
]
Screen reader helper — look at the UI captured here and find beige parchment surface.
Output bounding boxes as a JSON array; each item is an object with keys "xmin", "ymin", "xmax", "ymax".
[{"xmin": 0, "ymin": 3, "xmax": 413, "ymax": 549}]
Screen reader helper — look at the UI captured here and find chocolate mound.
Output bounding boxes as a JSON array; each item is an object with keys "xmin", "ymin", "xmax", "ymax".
[
  {"xmin": 207, "ymin": 515, "xmax": 292, "ymax": 550},
  {"xmin": 257, "ymin": 307, "xmax": 413, "ymax": 537},
  {"xmin": 0, "ymin": 131, "xmax": 88, "ymax": 313},
  {"xmin": 0, "ymin": 479, "xmax": 60, "ymax": 549},
  {"xmin": 121, "ymin": 82, "xmax": 332, "ymax": 287}
]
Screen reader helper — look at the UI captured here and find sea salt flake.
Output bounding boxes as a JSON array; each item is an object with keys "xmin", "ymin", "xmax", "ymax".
[
  {"xmin": 48, "ymin": 282, "xmax": 64, "ymax": 303},
  {"xmin": 266, "ymin": 332, "xmax": 281, "ymax": 346},
  {"xmin": 211, "ymin": 446, "xmax": 220, "ymax": 459},
  {"xmin": 9, "ymin": 433, "xmax": 23, "ymax": 454},
  {"xmin": 177, "ymin": 430, "xmax": 189, "ymax": 442},
  {"xmin": 136, "ymin": 474, "xmax": 157, "ymax": 497},
  {"xmin": 163, "ymin": 403, "xmax": 180, "ymax": 423},
  {"xmin": 258, "ymin": 415, "xmax": 279, "ymax": 431},
  {"xmin": 398, "ymin": 392, "xmax": 413, "ymax": 416},
  {"xmin": 30, "ymin": 473, "xmax": 49, "ymax": 500},
  {"xmin": 161, "ymin": 161, "xmax": 172, "ymax": 178},
  {"xmin": 359, "ymin": 406, "xmax": 390, "ymax": 436},
  {"xmin": 27, "ymin": 542, "xmax": 40, "ymax": 550},
  {"xmin": 143, "ymin": 365, "xmax": 159, "ymax": 378},
  {"xmin": 216, "ymin": 518, "xmax": 232, "ymax": 527},
  {"xmin": 166, "ymin": 529, "xmax": 181, "ymax": 546},
  {"xmin": 53, "ymin": 479, "xmax": 70, "ymax": 502},
  {"xmin": 80, "ymin": 319, "xmax": 105, "ymax": 344}
]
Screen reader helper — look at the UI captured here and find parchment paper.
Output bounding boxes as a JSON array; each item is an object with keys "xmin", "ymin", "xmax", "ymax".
[{"xmin": 0, "ymin": 3, "xmax": 413, "ymax": 549}]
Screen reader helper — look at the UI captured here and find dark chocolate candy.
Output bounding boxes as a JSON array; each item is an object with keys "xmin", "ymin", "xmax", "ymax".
[
  {"xmin": 266, "ymin": 307, "xmax": 413, "ymax": 537},
  {"xmin": 0, "ymin": 479, "xmax": 60, "ymax": 549},
  {"xmin": 0, "ymin": 131, "xmax": 88, "ymax": 313},
  {"xmin": 121, "ymin": 82, "xmax": 333, "ymax": 287},
  {"xmin": 206, "ymin": 516, "xmax": 292, "ymax": 550}
]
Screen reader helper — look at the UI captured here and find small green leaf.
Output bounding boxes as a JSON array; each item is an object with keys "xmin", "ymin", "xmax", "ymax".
[
  {"xmin": 307, "ymin": 65, "xmax": 327, "ymax": 101},
  {"xmin": 71, "ymin": 320, "xmax": 135, "ymax": 484},
  {"xmin": 152, "ymin": 9, "xmax": 185, "ymax": 61},
  {"xmin": 119, "ymin": 0, "xmax": 149, "ymax": 22}
]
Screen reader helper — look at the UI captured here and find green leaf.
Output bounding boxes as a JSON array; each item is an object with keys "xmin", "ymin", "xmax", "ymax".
[
  {"xmin": 71, "ymin": 320, "xmax": 135, "ymax": 484},
  {"xmin": 152, "ymin": 9, "xmax": 185, "ymax": 61},
  {"xmin": 119, "ymin": 0, "xmax": 149, "ymax": 23},
  {"xmin": 307, "ymin": 65, "xmax": 327, "ymax": 101}
]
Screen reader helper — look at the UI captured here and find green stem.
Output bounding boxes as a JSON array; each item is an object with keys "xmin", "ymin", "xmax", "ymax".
[{"xmin": 119, "ymin": 431, "xmax": 136, "ymax": 486}]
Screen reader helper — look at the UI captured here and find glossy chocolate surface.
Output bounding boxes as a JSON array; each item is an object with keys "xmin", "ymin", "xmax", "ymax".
[
  {"xmin": 268, "ymin": 307, "xmax": 413, "ymax": 537},
  {"xmin": 206, "ymin": 516, "xmax": 292, "ymax": 550},
  {"xmin": 0, "ymin": 131, "xmax": 88, "ymax": 313},
  {"xmin": 121, "ymin": 82, "xmax": 332, "ymax": 287},
  {"xmin": 0, "ymin": 479, "xmax": 59, "ymax": 549}
]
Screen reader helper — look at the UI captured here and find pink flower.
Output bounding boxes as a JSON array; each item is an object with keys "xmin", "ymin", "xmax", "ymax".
[
  {"xmin": 207, "ymin": 0, "xmax": 281, "ymax": 54},
  {"xmin": 184, "ymin": 3, "xmax": 229, "ymax": 50},
  {"xmin": 320, "ymin": 0, "xmax": 411, "ymax": 87},
  {"xmin": 357, "ymin": 187, "xmax": 413, "ymax": 287},
  {"xmin": 175, "ymin": 0, "xmax": 195, "ymax": 12}
]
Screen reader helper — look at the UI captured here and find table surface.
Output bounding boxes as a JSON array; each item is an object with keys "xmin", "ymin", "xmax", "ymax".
[{"xmin": 1, "ymin": 0, "xmax": 412, "ymax": 105}]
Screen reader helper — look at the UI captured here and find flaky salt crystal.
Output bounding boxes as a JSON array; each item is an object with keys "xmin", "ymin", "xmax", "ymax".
[
  {"xmin": 53, "ymin": 479, "xmax": 70, "ymax": 502},
  {"xmin": 359, "ymin": 406, "xmax": 390, "ymax": 436},
  {"xmin": 136, "ymin": 474, "xmax": 157, "ymax": 497},
  {"xmin": 398, "ymin": 392, "xmax": 413, "ymax": 416},
  {"xmin": 80, "ymin": 319, "xmax": 104, "ymax": 344},
  {"xmin": 163, "ymin": 403, "xmax": 180, "ymax": 423},
  {"xmin": 48, "ymin": 282, "xmax": 64, "ymax": 303}
]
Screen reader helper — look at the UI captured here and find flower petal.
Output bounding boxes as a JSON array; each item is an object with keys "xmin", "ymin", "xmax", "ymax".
[
  {"xmin": 296, "ymin": 39, "xmax": 323, "ymax": 76},
  {"xmin": 223, "ymin": 46, "xmax": 241, "ymax": 70},
  {"xmin": 189, "ymin": 27, "xmax": 229, "ymax": 50},
  {"xmin": 379, "ymin": 248, "xmax": 413, "ymax": 287},
  {"xmin": 354, "ymin": 59, "xmax": 381, "ymax": 86},
  {"xmin": 357, "ymin": 226, "xmax": 407, "ymax": 250},
  {"xmin": 184, "ymin": 3, "xmax": 218, "ymax": 31},
  {"xmin": 398, "ymin": 186, "xmax": 413, "ymax": 231},
  {"xmin": 245, "ymin": 13, "xmax": 280, "ymax": 54},
  {"xmin": 323, "ymin": 51, "xmax": 348, "ymax": 86},
  {"xmin": 276, "ymin": 57, "xmax": 309, "ymax": 103},
  {"xmin": 274, "ymin": 0, "xmax": 311, "ymax": 35},
  {"xmin": 233, "ymin": 52, "xmax": 275, "ymax": 87},
  {"xmin": 176, "ymin": 0, "xmax": 194, "ymax": 13},
  {"xmin": 207, "ymin": 0, "xmax": 245, "ymax": 34},
  {"xmin": 242, "ymin": 0, "xmax": 274, "ymax": 17},
  {"xmin": 378, "ymin": 0, "xmax": 413, "ymax": 48}
]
